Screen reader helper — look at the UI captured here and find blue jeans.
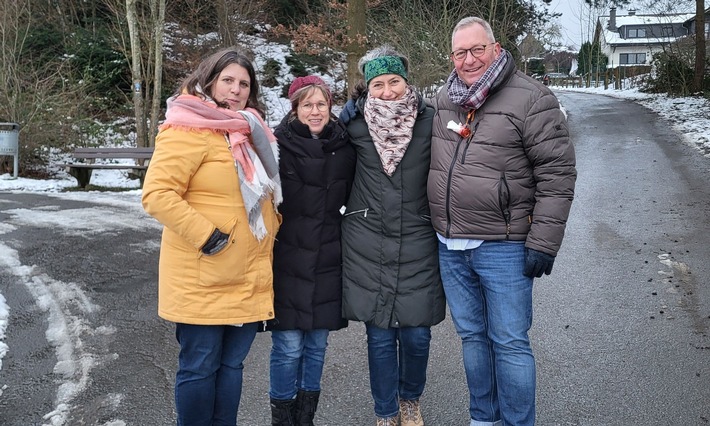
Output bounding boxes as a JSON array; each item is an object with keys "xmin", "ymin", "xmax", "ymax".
[
  {"xmin": 269, "ymin": 329, "xmax": 330, "ymax": 400},
  {"xmin": 174, "ymin": 322, "xmax": 258, "ymax": 426},
  {"xmin": 365, "ymin": 324, "xmax": 431, "ymax": 418},
  {"xmin": 438, "ymin": 241, "xmax": 535, "ymax": 426}
]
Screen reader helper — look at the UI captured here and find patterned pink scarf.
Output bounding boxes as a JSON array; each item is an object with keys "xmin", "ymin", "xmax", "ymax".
[
  {"xmin": 161, "ymin": 94, "xmax": 281, "ymax": 240},
  {"xmin": 363, "ymin": 87, "xmax": 419, "ymax": 176},
  {"xmin": 160, "ymin": 94, "xmax": 277, "ymax": 183}
]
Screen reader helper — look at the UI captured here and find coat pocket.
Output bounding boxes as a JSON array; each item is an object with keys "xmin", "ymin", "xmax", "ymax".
[{"xmin": 197, "ymin": 219, "xmax": 248, "ymax": 287}]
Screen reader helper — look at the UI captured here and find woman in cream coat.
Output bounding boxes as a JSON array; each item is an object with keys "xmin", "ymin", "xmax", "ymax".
[{"xmin": 142, "ymin": 47, "xmax": 281, "ymax": 426}]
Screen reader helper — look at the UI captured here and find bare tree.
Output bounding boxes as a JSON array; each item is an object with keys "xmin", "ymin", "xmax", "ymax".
[
  {"xmin": 693, "ymin": 0, "xmax": 706, "ymax": 92},
  {"xmin": 108, "ymin": 0, "xmax": 172, "ymax": 147},
  {"xmin": 216, "ymin": 0, "xmax": 236, "ymax": 45},
  {"xmin": 273, "ymin": 0, "xmax": 553, "ymax": 98},
  {"xmin": 367, "ymin": 0, "xmax": 556, "ymax": 95},
  {"xmin": 0, "ymin": 0, "xmax": 90, "ymax": 174},
  {"xmin": 373, "ymin": 0, "xmax": 466, "ymax": 95},
  {"xmin": 636, "ymin": 0, "xmax": 700, "ymax": 93},
  {"xmin": 126, "ymin": 0, "xmax": 149, "ymax": 147},
  {"xmin": 149, "ymin": 0, "xmax": 166, "ymax": 148},
  {"xmin": 346, "ymin": 0, "xmax": 367, "ymax": 94}
]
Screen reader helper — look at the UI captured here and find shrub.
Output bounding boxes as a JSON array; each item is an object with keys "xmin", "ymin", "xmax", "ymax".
[
  {"xmin": 644, "ymin": 50, "xmax": 696, "ymax": 96},
  {"xmin": 65, "ymin": 29, "xmax": 131, "ymax": 114},
  {"xmin": 261, "ymin": 58, "xmax": 282, "ymax": 88}
]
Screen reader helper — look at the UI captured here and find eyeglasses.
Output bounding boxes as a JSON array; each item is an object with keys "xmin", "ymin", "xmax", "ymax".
[
  {"xmin": 299, "ymin": 102, "xmax": 329, "ymax": 112},
  {"xmin": 450, "ymin": 45, "xmax": 490, "ymax": 61}
]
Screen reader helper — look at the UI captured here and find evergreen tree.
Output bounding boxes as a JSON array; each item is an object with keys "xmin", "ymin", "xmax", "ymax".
[{"xmin": 577, "ymin": 41, "xmax": 608, "ymax": 75}]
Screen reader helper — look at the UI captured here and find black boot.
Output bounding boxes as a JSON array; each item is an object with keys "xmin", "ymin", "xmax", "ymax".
[
  {"xmin": 294, "ymin": 389, "xmax": 320, "ymax": 426},
  {"xmin": 270, "ymin": 398, "xmax": 295, "ymax": 426}
]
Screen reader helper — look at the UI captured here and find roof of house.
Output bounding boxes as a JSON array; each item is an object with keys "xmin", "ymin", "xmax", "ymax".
[{"xmin": 599, "ymin": 12, "xmax": 695, "ymax": 46}]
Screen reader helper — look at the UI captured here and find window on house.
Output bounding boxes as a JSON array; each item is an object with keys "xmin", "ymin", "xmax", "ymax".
[
  {"xmin": 705, "ymin": 22, "xmax": 709, "ymax": 38},
  {"xmin": 619, "ymin": 53, "xmax": 647, "ymax": 64},
  {"xmin": 628, "ymin": 28, "xmax": 646, "ymax": 38},
  {"xmin": 661, "ymin": 26, "xmax": 674, "ymax": 37}
]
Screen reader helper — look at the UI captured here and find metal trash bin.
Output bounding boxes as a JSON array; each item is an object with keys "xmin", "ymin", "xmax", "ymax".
[{"xmin": 0, "ymin": 122, "xmax": 20, "ymax": 178}]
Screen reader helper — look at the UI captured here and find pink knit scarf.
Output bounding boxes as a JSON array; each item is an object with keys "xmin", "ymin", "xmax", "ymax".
[
  {"xmin": 160, "ymin": 94, "xmax": 281, "ymax": 240},
  {"xmin": 160, "ymin": 94, "xmax": 276, "ymax": 183}
]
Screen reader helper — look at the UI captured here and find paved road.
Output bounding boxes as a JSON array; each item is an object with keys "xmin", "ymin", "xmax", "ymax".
[{"xmin": 0, "ymin": 91, "xmax": 709, "ymax": 425}]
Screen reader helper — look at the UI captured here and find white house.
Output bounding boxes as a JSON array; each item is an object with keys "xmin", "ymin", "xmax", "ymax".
[{"xmin": 597, "ymin": 8, "xmax": 695, "ymax": 68}]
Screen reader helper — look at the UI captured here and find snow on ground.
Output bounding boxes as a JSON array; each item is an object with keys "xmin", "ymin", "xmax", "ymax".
[{"xmin": 554, "ymin": 84, "xmax": 710, "ymax": 157}]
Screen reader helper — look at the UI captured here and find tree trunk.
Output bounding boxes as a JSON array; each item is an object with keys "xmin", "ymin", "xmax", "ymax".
[
  {"xmin": 216, "ymin": 0, "xmax": 235, "ymax": 45},
  {"xmin": 346, "ymin": 0, "xmax": 366, "ymax": 96},
  {"xmin": 693, "ymin": 0, "xmax": 706, "ymax": 93},
  {"xmin": 126, "ymin": 0, "xmax": 147, "ymax": 148},
  {"xmin": 149, "ymin": 0, "xmax": 166, "ymax": 148}
]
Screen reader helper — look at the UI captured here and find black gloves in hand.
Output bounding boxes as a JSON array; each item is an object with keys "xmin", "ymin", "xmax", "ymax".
[
  {"xmin": 201, "ymin": 228, "xmax": 230, "ymax": 256},
  {"xmin": 523, "ymin": 248, "xmax": 556, "ymax": 278}
]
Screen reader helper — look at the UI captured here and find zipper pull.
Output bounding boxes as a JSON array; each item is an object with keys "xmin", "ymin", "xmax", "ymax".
[{"xmin": 461, "ymin": 122, "xmax": 479, "ymax": 164}]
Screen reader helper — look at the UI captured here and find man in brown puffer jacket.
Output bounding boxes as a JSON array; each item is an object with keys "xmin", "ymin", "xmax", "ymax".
[{"xmin": 427, "ymin": 16, "xmax": 577, "ymax": 426}]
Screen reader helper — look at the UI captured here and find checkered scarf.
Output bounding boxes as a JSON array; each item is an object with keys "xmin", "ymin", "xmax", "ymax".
[{"xmin": 446, "ymin": 49, "xmax": 509, "ymax": 110}]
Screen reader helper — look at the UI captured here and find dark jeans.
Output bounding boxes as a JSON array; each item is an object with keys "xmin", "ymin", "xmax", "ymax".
[
  {"xmin": 365, "ymin": 324, "xmax": 432, "ymax": 417},
  {"xmin": 269, "ymin": 329, "xmax": 330, "ymax": 400},
  {"xmin": 174, "ymin": 322, "xmax": 258, "ymax": 426}
]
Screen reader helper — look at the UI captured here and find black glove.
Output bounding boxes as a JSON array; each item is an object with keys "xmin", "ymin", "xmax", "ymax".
[
  {"xmin": 201, "ymin": 228, "xmax": 230, "ymax": 256},
  {"xmin": 523, "ymin": 248, "xmax": 555, "ymax": 278},
  {"xmin": 338, "ymin": 99, "xmax": 358, "ymax": 125}
]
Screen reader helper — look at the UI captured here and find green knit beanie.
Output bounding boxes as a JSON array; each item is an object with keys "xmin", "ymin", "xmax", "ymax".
[{"xmin": 364, "ymin": 56, "xmax": 408, "ymax": 84}]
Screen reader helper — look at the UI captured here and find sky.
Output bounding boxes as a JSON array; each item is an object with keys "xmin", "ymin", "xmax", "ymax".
[
  {"xmin": 548, "ymin": 0, "xmax": 587, "ymax": 49},
  {"xmin": 2, "ymin": 27, "xmax": 710, "ymax": 426}
]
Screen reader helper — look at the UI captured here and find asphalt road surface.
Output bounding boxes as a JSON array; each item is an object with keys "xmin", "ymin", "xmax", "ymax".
[{"xmin": 0, "ymin": 90, "xmax": 708, "ymax": 425}]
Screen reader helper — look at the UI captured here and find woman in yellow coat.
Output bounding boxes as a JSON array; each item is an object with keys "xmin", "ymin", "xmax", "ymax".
[{"xmin": 142, "ymin": 47, "xmax": 281, "ymax": 426}]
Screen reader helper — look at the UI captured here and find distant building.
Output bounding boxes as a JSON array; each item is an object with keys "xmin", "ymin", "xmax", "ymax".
[
  {"xmin": 684, "ymin": 7, "xmax": 710, "ymax": 40},
  {"xmin": 596, "ymin": 7, "xmax": 696, "ymax": 68}
]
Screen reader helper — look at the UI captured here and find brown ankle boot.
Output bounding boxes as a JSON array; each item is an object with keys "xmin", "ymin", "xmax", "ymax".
[
  {"xmin": 399, "ymin": 399, "xmax": 424, "ymax": 426},
  {"xmin": 375, "ymin": 414, "xmax": 400, "ymax": 426}
]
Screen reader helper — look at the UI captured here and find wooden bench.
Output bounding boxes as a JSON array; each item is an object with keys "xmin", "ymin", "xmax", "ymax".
[{"xmin": 62, "ymin": 147, "xmax": 154, "ymax": 188}]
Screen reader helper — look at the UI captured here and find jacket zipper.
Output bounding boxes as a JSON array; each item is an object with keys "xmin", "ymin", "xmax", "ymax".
[
  {"xmin": 499, "ymin": 173, "xmax": 511, "ymax": 238},
  {"xmin": 445, "ymin": 139, "xmax": 464, "ymax": 238},
  {"xmin": 460, "ymin": 122, "xmax": 479, "ymax": 164},
  {"xmin": 343, "ymin": 208, "xmax": 369, "ymax": 217},
  {"xmin": 446, "ymin": 110, "xmax": 475, "ymax": 237}
]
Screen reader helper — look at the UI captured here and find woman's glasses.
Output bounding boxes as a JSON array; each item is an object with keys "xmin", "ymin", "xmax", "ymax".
[{"xmin": 299, "ymin": 102, "xmax": 329, "ymax": 112}]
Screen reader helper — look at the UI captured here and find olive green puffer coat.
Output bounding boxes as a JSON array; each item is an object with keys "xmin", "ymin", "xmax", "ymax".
[{"xmin": 341, "ymin": 92, "xmax": 445, "ymax": 329}]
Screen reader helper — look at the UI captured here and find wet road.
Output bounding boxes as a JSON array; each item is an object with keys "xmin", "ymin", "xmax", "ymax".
[{"xmin": 0, "ymin": 91, "xmax": 709, "ymax": 425}]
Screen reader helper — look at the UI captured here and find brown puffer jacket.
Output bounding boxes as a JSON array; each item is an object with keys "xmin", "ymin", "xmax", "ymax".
[{"xmin": 427, "ymin": 52, "xmax": 576, "ymax": 256}]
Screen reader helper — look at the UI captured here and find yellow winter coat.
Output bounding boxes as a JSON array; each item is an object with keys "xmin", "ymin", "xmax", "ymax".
[{"xmin": 142, "ymin": 126, "xmax": 280, "ymax": 325}]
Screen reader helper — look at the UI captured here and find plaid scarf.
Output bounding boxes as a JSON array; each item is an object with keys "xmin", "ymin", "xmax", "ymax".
[
  {"xmin": 446, "ymin": 49, "xmax": 509, "ymax": 110},
  {"xmin": 162, "ymin": 95, "xmax": 281, "ymax": 240},
  {"xmin": 363, "ymin": 87, "xmax": 419, "ymax": 177}
]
